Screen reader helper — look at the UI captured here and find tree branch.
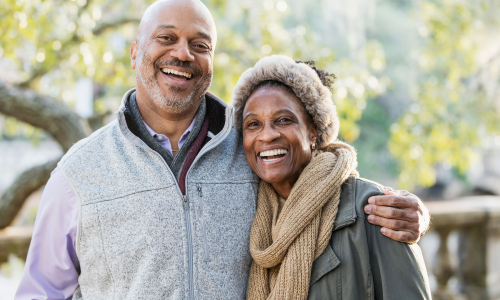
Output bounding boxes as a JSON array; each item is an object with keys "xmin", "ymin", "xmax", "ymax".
[
  {"xmin": 93, "ymin": 17, "xmax": 141, "ymax": 36},
  {"xmin": 0, "ymin": 158, "xmax": 59, "ymax": 229},
  {"xmin": 18, "ymin": 15, "xmax": 140, "ymax": 88},
  {"xmin": 0, "ymin": 81, "xmax": 90, "ymax": 152}
]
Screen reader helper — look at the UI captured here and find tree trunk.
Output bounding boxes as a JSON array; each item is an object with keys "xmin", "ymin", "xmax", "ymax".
[
  {"xmin": 0, "ymin": 81, "xmax": 89, "ymax": 152},
  {"xmin": 0, "ymin": 81, "xmax": 90, "ymax": 228},
  {"xmin": 0, "ymin": 158, "xmax": 60, "ymax": 229}
]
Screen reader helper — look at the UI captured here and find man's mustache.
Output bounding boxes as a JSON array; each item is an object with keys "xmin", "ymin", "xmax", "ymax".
[{"xmin": 155, "ymin": 58, "xmax": 202, "ymax": 77}]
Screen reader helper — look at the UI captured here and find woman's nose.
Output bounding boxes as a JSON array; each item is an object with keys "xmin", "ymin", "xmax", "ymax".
[{"xmin": 259, "ymin": 124, "xmax": 280, "ymax": 142}]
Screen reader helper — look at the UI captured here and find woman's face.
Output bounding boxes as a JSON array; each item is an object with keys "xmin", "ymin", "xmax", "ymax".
[{"xmin": 242, "ymin": 87, "xmax": 317, "ymax": 188}]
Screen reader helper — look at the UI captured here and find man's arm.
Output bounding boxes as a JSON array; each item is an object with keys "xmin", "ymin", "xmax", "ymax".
[
  {"xmin": 15, "ymin": 168, "xmax": 80, "ymax": 300},
  {"xmin": 364, "ymin": 189, "xmax": 430, "ymax": 243},
  {"xmin": 365, "ymin": 215, "xmax": 432, "ymax": 299}
]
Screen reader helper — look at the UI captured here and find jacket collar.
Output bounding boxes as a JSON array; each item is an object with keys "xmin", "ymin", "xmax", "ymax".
[{"xmin": 333, "ymin": 175, "xmax": 357, "ymax": 231}]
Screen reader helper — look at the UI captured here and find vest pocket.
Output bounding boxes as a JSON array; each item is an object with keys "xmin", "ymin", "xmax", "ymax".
[{"xmin": 197, "ymin": 184, "xmax": 210, "ymax": 262}]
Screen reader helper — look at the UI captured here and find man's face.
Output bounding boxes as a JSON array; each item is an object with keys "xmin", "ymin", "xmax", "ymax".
[{"xmin": 132, "ymin": 2, "xmax": 215, "ymax": 114}]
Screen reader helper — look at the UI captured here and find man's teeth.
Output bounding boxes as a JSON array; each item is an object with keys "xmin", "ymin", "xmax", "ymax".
[
  {"xmin": 259, "ymin": 149, "xmax": 287, "ymax": 157},
  {"xmin": 161, "ymin": 68, "xmax": 192, "ymax": 79}
]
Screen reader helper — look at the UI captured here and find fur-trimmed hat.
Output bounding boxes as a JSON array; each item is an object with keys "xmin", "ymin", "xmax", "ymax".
[{"xmin": 232, "ymin": 55, "xmax": 339, "ymax": 147}]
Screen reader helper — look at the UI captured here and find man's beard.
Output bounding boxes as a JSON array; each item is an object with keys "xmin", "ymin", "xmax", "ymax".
[{"xmin": 135, "ymin": 50, "xmax": 212, "ymax": 114}]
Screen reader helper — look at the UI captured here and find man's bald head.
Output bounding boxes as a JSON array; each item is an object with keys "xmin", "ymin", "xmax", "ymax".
[{"xmin": 137, "ymin": 0, "xmax": 217, "ymax": 48}]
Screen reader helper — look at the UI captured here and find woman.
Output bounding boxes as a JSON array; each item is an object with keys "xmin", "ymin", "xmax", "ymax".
[{"xmin": 232, "ymin": 55, "xmax": 431, "ymax": 300}]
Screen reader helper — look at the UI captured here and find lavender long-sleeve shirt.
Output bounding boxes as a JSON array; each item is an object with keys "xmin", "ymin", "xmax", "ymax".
[{"xmin": 15, "ymin": 120, "xmax": 194, "ymax": 300}]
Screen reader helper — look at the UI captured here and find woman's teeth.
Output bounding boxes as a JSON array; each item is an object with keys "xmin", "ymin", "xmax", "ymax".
[
  {"xmin": 259, "ymin": 149, "xmax": 287, "ymax": 162},
  {"xmin": 161, "ymin": 68, "xmax": 192, "ymax": 79},
  {"xmin": 262, "ymin": 157, "xmax": 282, "ymax": 162}
]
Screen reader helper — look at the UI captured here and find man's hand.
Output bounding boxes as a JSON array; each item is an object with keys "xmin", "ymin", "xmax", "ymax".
[{"xmin": 364, "ymin": 189, "xmax": 430, "ymax": 243}]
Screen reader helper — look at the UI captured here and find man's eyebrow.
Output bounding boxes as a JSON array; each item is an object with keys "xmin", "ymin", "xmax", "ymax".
[
  {"xmin": 155, "ymin": 24, "xmax": 176, "ymax": 31},
  {"xmin": 196, "ymin": 31, "xmax": 212, "ymax": 42},
  {"xmin": 153, "ymin": 24, "xmax": 212, "ymax": 42}
]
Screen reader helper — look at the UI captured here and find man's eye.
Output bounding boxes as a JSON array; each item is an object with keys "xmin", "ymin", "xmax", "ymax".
[
  {"xmin": 193, "ymin": 44, "xmax": 209, "ymax": 50},
  {"xmin": 246, "ymin": 121, "xmax": 259, "ymax": 128},
  {"xmin": 160, "ymin": 36, "xmax": 173, "ymax": 41}
]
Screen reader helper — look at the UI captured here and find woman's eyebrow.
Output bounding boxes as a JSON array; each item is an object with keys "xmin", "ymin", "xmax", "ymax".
[
  {"xmin": 273, "ymin": 109, "xmax": 295, "ymax": 116},
  {"xmin": 243, "ymin": 113, "xmax": 258, "ymax": 121}
]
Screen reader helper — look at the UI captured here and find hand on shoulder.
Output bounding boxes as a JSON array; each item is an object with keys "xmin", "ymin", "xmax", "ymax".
[{"xmin": 364, "ymin": 189, "xmax": 430, "ymax": 243}]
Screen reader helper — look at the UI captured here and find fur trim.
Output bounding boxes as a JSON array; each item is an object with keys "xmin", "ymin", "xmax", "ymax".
[{"xmin": 232, "ymin": 55, "xmax": 339, "ymax": 147}]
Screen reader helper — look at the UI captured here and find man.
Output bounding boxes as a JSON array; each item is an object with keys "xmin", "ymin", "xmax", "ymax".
[{"xmin": 15, "ymin": 0, "xmax": 430, "ymax": 299}]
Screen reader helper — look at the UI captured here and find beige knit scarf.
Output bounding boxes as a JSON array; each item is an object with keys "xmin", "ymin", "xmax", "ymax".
[{"xmin": 247, "ymin": 142, "xmax": 358, "ymax": 300}]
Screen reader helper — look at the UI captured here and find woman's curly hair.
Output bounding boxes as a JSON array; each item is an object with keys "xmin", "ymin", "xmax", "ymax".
[
  {"xmin": 295, "ymin": 60, "xmax": 336, "ymax": 93},
  {"xmin": 232, "ymin": 55, "xmax": 340, "ymax": 147}
]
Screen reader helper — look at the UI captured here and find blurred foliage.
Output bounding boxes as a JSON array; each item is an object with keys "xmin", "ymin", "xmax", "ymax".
[
  {"xmin": 4, "ymin": 0, "xmax": 498, "ymax": 190},
  {"xmin": 0, "ymin": 0, "xmax": 384, "ymax": 146},
  {"xmin": 389, "ymin": 0, "xmax": 500, "ymax": 189},
  {"xmin": 0, "ymin": 254, "xmax": 25, "ymax": 279}
]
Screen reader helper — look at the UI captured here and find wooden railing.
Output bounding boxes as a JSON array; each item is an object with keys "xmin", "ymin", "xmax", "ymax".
[{"xmin": 423, "ymin": 196, "xmax": 500, "ymax": 300}]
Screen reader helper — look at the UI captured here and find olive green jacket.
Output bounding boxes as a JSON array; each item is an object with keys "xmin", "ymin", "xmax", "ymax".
[{"xmin": 307, "ymin": 176, "xmax": 431, "ymax": 300}]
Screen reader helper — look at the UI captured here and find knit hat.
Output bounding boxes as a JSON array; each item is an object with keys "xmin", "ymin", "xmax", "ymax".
[{"xmin": 232, "ymin": 55, "xmax": 339, "ymax": 147}]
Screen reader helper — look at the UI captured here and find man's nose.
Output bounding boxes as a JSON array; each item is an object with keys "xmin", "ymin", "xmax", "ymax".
[
  {"xmin": 170, "ymin": 39, "xmax": 194, "ymax": 62},
  {"xmin": 259, "ymin": 124, "xmax": 280, "ymax": 142}
]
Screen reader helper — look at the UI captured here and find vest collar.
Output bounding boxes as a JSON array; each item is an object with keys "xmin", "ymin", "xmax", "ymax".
[{"xmin": 116, "ymin": 88, "xmax": 234, "ymax": 153}]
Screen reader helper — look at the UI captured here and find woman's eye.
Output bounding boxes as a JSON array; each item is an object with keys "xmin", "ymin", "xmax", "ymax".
[
  {"xmin": 246, "ymin": 121, "xmax": 259, "ymax": 128},
  {"xmin": 277, "ymin": 117, "xmax": 292, "ymax": 124}
]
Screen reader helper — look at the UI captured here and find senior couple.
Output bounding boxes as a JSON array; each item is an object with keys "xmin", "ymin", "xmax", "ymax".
[{"xmin": 16, "ymin": 0, "xmax": 431, "ymax": 299}]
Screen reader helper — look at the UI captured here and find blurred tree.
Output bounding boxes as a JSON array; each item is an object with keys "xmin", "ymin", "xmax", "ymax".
[
  {"xmin": 389, "ymin": 0, "xmax": 500, "ymax": 189},
  {"xmin": 0, "ymin": 0, "xmax": 384, "ymax": 227},
  {"xmin": 0, "ymin": 0, "xmax": 144, "ymax": 228}
]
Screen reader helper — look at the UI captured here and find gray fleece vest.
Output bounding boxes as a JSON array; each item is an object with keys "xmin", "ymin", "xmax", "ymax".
[{"xmin": 59, "ymin": 89, "xmax": 259, "ymax": 300}]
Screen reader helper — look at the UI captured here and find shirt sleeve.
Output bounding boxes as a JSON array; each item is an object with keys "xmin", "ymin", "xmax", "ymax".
[{"xmin": 15, "ymin": 167, "xmax": 80, "ymax": 300}]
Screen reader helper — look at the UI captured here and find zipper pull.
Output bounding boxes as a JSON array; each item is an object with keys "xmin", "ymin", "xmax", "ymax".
[
  {"xmin": 183, "ymin": 195, "xmax": 189, "ymax": 211},
  {"xmin": 197, "ymin": 186, "xmax": 202, "ymax": 197}
]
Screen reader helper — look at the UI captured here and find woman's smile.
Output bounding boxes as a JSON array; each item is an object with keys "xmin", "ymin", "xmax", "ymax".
[{"xmin": 258, "ymin": 148, "xmax": 288, "ymax": 163}]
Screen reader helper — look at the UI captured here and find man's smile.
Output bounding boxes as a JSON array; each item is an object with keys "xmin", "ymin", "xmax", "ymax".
[
  {"xmin": 159, "ymin": 66, "xmax": 195, "ymax": 87},
  {"xmin": 161, "ymin": 68, "xmax": 193, "ymax": 79}
]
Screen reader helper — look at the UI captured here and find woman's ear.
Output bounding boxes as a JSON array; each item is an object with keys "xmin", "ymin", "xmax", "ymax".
[{"xmin": 308, "ymin": 125, "xmax": 317, "ymax": 148}]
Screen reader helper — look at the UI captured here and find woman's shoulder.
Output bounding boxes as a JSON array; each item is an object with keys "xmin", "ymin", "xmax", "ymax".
[{"xmin": 337, "ymin": 176, "xmax": 385, "ymax": 224}]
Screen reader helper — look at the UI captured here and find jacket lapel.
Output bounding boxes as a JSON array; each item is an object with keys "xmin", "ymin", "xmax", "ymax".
[{"xmin": 310, "ymin": 176, "xmax": 358, "ymax": 285}]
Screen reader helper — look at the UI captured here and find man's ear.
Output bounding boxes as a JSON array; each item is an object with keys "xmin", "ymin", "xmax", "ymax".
[{"xmin": 130, "ymin": 41, "xmax": 138, "ymax": 69}]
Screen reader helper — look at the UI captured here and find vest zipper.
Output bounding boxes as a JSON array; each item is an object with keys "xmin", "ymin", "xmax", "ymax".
[
  {"xmin": 122, "ymin": 103, "xmax": 233, "ymax": 300},
  {"xmin": 183, "ymin": 194, "xmax": 194, "ymax": 300},
  {"xmin": 181, "ymin": 123, "xmax": 231, "ymax": 300},
  {"xmin": 159, "ymin": 107, "xmax": 232, "ymax": 300},
  {"xmin": 181, "ymin": 108, "xmax": 232, "ymax": 299},
  {"xmin": 197, "ymin": 185, "xmax": 210, "ymax": 261},
  {"xmin": 183, "ymin": 195, "xmax": 189, "ymax": 210}
]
